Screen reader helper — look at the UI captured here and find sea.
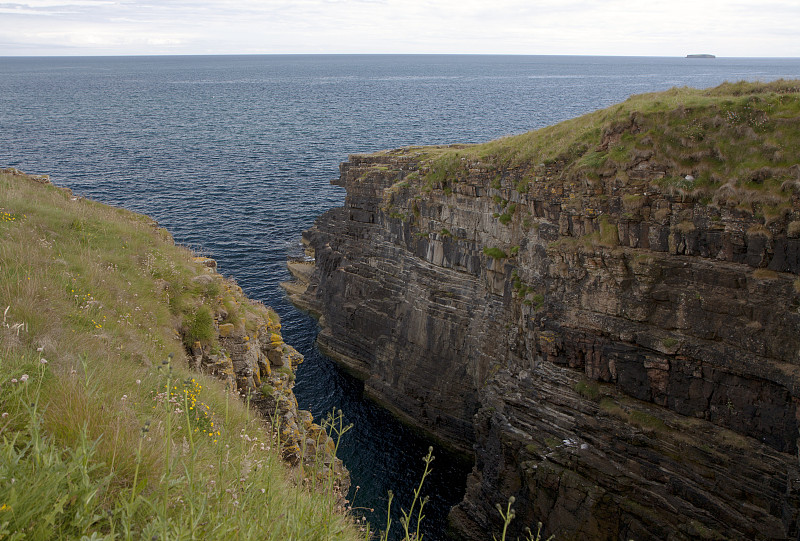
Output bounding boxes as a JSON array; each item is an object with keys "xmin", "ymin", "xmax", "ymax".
[{"xmin": 2, "ymin": 54, "xmax": 799, "ymax": 539}]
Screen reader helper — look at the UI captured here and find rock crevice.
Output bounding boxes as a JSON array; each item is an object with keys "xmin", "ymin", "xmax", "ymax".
[{"xmin": 286, "ymin": 146, "xmax": 800, "ymax": 539}]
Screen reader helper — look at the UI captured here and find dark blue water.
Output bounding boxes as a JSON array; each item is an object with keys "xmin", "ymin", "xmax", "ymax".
[{"xmin": 2, "ymin": 55, "xmax": 799, "ymax": 539}]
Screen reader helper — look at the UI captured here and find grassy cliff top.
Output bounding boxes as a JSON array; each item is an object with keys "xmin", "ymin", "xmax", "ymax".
[
  {"xmin": 391, "ymin": 80, "xmax": 800, "ymax": 211},
  {"xmin": 0, "ymin": 169, "xmax": 359, "ymax": 540}
]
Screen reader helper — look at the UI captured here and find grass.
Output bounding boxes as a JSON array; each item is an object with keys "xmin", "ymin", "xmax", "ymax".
[
  {"xmin": 184, "ymin": 305, "xmax": 215, "ymax": 347},
  {"xmin": 597, "ymin": 216, "xmax": 619, "ymax": 247},
  {"xmin": 0, "ymin": 170, "xmax": 360, "ymax": 540},
  {"xmin": 391, "ymin": 81, "xmax": 800, "ymax": 213},
  {"xmin": 752, "ymin": 268, "xmax": 779, "ymax": 280},
  {"xmin": 628, "ymin": 410, "xmax": 670, "ymax": 433},
  {"xmin": 574, "ymin": 380, "xmax": 601, "ymax": 401},
  {"xmin": 498, "ymin": 203, "xmax": 517, "ymax": 226},
  {"xmin": 598, "ymin": 396, "xmax": 672, "ymax": 435},
  {"xmin": 483, "ymin": 246, "xmax": 508, "ymax": 259},
  {"xmin": 661, "ymin": 337, "xmax": 679, "ymax": 349}
]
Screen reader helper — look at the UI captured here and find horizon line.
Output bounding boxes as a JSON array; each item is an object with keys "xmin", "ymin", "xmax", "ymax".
[{"xmin": 2, "ymin": 52, "xmax": 799, "ymax": 59}]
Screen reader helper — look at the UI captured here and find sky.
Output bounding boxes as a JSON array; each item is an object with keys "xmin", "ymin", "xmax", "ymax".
[{"xmin": 0, "ymin": 0, "xmax": 798, "ymax": 57}]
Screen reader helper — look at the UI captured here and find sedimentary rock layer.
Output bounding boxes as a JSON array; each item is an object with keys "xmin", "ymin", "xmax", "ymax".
[{"xmin": 286, "ymin": 144, "xmax": 800, "ymax": 540}]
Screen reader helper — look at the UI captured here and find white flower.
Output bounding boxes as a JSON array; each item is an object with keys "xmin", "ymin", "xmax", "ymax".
[
  {"xmin": 20, "ymin": 374, "xmax": 29, "ymax": 383},
  {"xmin": 40, "ymin": 358, "xmax": 48, "ymax": 365},
  {"xmin": 36, "ymin": 347, "xmax": 43, "ymax": 352},
  {"xmin": 1, "ymin": 412, "xmax": 8, "ymax": 418},
  {"xmin": 11, "ymin": 379, "xmax": 17, "ymax": 384}
]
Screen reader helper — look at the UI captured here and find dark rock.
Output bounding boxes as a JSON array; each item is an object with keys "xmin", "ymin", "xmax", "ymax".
[{"xmin": 284, "ymin": 152, "xmax": 800, "ymax": 540}]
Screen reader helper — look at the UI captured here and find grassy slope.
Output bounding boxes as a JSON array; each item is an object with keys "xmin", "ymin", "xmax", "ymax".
[
  {"xmin": 0, "ymin": 170, "xmax": 361, "ymax": 540},
  {"xmin": 416, "ymin": 80, "xmax": 800, "ymax": 216}
]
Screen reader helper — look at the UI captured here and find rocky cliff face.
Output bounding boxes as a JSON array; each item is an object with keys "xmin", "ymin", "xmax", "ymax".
[
  {"xmin": 185, "ymin": 259, "xmax": 348, "ymax": 490},
  {"xmin": 286, "ymin": 86, "xmax": 800, "ymax": 539}
]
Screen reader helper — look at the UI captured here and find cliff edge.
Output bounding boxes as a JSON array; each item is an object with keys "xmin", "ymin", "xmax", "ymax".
[
  {"xmin": 1, "ymin": 168, "xmax": 355, "ymax": 539},
  {"xmin": 285, "ymin": 81, "xmax": 800, "ymax": 540}
]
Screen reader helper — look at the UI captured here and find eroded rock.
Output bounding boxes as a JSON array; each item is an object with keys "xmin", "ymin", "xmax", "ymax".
[{"xmin": 285, "ymin": 150, "xmax": 800, "ymax": 539}]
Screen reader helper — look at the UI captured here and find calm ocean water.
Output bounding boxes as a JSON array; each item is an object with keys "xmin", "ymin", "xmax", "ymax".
[{"xmin": 2, "ymin": 54, "xmax": 799, "ymax": 539}]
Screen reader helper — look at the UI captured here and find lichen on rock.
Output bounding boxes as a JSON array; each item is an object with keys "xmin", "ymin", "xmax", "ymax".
[{"xmin": 183, "ymin": 259, "xmax": 349, "ymax": 495}]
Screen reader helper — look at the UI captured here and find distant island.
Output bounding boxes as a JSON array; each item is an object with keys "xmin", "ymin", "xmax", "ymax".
[{"xmin": 686, "ymin": 53, "xmax": 716, "ymax": 58}]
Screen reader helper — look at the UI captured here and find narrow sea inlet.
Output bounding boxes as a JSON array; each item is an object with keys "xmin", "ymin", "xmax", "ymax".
[{"xmin": 2, "ymin": 54, "xmax": 799, "ymax": 539}]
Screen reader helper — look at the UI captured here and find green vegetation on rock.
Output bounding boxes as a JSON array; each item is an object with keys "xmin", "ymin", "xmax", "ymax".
[
  {"xmin": 405, "ymin": 81, "xmax": 800, "ymax": 214},
  {"xmin": 574, "ymin": 380, "xmax": 601, "ymax": 401},
  {"xmin": 184, "ymin": 305, "xmax": 215, "ymax": 347},
  {"xmin": 0, "ymin": 169, "xmax": 360, "ymax": 540},
  {"xmin": 483, "ymin": 246, "xmax": 508, "ymax": 259}
]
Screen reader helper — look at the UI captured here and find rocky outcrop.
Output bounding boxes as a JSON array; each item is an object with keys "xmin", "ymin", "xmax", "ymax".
[
  {"xmin": 185, "ymin": 263, "xmax": 348, "ymax": 492},
  {"xmin": 285, "ymin": 146, "xmax": 800, "ymax": 539}
]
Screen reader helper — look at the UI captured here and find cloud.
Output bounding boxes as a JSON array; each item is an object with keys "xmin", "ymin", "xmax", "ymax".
[{"xmin": 0, "ymin": 0, "xmax": 798, "ymax": 56}]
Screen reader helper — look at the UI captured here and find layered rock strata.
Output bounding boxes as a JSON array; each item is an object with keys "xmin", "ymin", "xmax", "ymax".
[{"xmin": 285, "ymin": 150, "xmax": 800, "ymax": 540}]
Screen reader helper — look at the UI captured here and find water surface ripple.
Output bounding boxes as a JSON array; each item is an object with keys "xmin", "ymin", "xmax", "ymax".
[{"xmin": 2, "ymin": 54, "xmax": 799, "ymax": 539}]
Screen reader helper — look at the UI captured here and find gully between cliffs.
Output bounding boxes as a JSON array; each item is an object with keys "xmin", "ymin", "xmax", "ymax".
[{"xmin": 285, "ymin": 150, "xmax": 800, "ymax": 540}]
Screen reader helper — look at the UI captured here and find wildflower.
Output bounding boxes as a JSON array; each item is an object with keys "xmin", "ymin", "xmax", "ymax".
[
  {"xmin": 36, "ymin": 347, "xmax": 43, "ymax": 352},
  {"xmin": 1, "ymin": 413, "xmax": 8, "ymax": 418},
  {"xmin": 40, "ymin": 358, "xmax": 47, "ymax": 365},
  {"xmin": 136, "ymin": 379, "xmax": 141, "ymax": 385},
  {"xmin": 10, "ymin": 379, "xmax": 17, "ymax": 384}
]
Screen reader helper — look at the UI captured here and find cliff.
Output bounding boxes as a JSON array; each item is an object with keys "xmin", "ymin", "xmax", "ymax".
[
  {"xmin": 285, "ymin": 81, "xmax": 800, "ymax": 540},
  {"xmin": 0, "ymin": 168, "xmax": 355, "ymax": 539},
  {"xmin": 185, "ymin": 257, "xmax": 348, "ymax": 482}
]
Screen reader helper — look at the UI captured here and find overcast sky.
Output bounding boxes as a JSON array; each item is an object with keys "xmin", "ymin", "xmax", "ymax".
[{"xmin": 1, "ymin": 0, "xmax": 798, "ymax": 57}]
